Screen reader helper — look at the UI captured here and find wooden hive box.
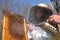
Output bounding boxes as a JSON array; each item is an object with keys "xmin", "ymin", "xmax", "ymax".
[{"xmin": 2, "ymin": 9, "xmax": 28, "ymax": 40}]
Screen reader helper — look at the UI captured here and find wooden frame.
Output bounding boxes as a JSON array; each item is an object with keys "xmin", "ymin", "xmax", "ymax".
[{"xmin": 2, "ymin": 9, "xmax": 28, "ymax": 40}]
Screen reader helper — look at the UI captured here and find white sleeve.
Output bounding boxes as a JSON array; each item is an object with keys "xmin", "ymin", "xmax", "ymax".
[
  {"xmin": 35, "ymin": 32, "xmax": 42, "ymax": 39},
  {"xmin": 28, "ymin": 32, "xmax": 32, "ymax": 39}
]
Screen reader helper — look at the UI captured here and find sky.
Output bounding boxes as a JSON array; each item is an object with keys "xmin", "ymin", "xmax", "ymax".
[
  {"xmin": 0, "ymin": 0, "xmax": 50, "ymax": 8},
  {"xmin": 19, "ymin": 0, "xmax": 50, "ymax": 7},
  {"xmin": 0, "ymin": 0, "xmax": 50, "ymax": 14}
]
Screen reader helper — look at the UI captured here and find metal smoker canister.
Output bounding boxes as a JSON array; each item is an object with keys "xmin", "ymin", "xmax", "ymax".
[{"xmin": 43, "ymin": 22, "xmax": 58, "ymax": 35}]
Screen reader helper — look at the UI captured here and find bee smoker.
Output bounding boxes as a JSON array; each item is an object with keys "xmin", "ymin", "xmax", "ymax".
[{"xmin": 36, "ymin": 22, "xmax": 58, "ymax": 36}]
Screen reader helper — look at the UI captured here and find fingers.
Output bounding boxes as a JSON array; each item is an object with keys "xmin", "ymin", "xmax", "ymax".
[
  {"xmin": 47, "ymin": 15, "xmax": 60, "ymax": 24},
  {"xmin": 47, "ymin": 15, "xmax": 54, "ymax": 22}
]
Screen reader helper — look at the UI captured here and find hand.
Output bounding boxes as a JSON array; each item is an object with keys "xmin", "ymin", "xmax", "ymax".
[{"xmin": 47, "ymin": 15, "xmax": 60, "ymax": 24}]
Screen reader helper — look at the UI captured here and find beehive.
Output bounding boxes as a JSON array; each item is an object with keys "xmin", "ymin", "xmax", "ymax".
[{"xmin": 2, "ymin": 9, "xmax": 28, "ymax": 40}]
